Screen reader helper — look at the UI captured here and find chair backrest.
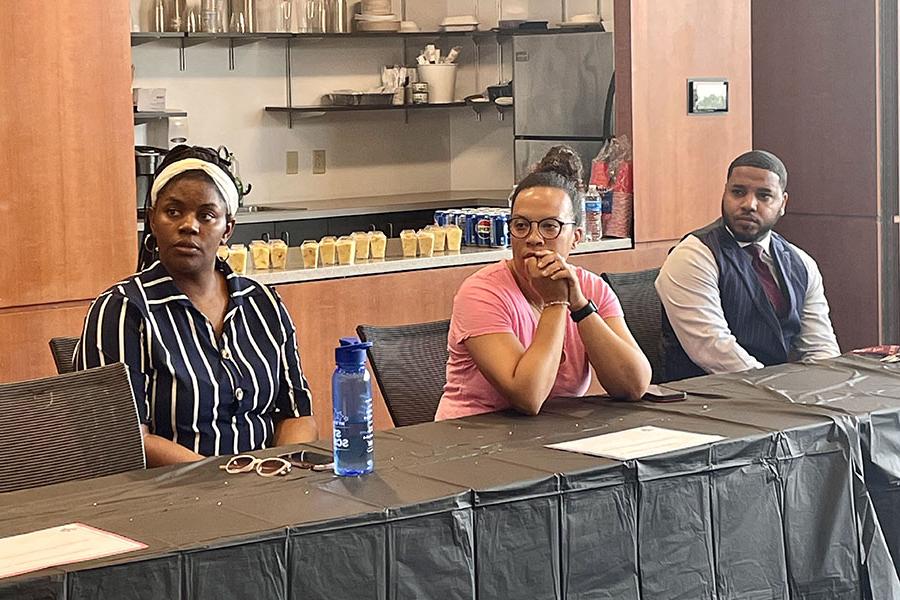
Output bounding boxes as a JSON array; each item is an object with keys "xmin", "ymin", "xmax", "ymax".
[
  {"xmin": 0, "ymin": 363, "xmax": 145, "ymax": 493},
  {"xmin": 356, "ymin": 320, "xmax": 451, "ymax": 427},
  {"xmin": 601, "ymin": 267, "xmax": 667, "ymax": 383},
  {"xmin": 49, "ymin": 336, "xmax": 80, "ymax": 374}
]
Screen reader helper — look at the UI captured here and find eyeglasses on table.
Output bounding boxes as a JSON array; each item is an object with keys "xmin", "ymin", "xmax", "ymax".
[{"xmin": 219, "ymin": 450, "xmax": 334, "ymax": 477}]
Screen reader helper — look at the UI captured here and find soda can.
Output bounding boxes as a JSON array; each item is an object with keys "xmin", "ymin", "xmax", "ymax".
[
  {"xmin": 445, "ymin": 209, "xmax": 461, "ymax": 229},
  {"xmin": 492, "ymin": 213, "xmax": 509, "ymax": 248},
  {"xmin": 454, "ymin": 210, "xmax": 469, "ymax": 242},
  {"xmin": 434, "ymin": 210, "xmax": 448, "ymax": 227},
  {"xmin": 475, "ymin": 213, "xmax": 494, "ymax": 247},
  {"xmin": 465, "ymin": 212, "xmax": 479, "ymax": 246}
]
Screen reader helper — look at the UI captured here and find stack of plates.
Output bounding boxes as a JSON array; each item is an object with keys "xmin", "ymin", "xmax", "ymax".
[
  {"xmin": 361, "ymin": 0, "xmax": 392, "ymax": 15},
  {"xmin": 440, "ymin": 15, "xmax": 479, "ymax": 32},
  {"xmin": 355, "ymin": 13, "xmax": 401, "ymax": 32}
]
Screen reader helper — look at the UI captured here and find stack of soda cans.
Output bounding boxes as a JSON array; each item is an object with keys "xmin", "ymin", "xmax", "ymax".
[{"xmin": 434, "ymin": 208, "xmax": 511, "ymax": 248}]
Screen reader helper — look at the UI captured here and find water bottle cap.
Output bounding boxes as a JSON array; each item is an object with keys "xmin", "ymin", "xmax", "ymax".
[{"xmin": 335, "ymin": 337, "xmax": 372, "ymax": 366}]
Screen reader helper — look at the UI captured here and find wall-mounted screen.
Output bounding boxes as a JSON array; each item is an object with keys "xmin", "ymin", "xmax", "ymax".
[{"xmin": 688, "ymin": 79, "xmax": 729, "ymax": 114}]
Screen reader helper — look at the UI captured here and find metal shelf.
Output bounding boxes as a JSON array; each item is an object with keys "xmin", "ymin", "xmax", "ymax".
[
  {"xmin": 183, "ymin": 32, "xmax": 293, "ymax": 47},
  {"xmin": 133, "ymin": 110, "xmax": 188, "ymax": 124},
  {"xmin": 473, "ymin": 25, "xmax": 605, "ymax": 39},
  {"xmin": 265, "ymin": 102, "xmax": 467, "ymax": 115},
  {"xmin": 291, "ymin": 30, "xmax": 475, "ymax": 39},
  {"xmin": 131, "ymin": 32, "xmax": 185, "ymax": 46},
  {"xmin": 130, "ymin": 30, "xmax": 477, "ymax": 44},
  {"xmin": 129, "ymin": 27, "xmax": 603, "ymax": 45}
]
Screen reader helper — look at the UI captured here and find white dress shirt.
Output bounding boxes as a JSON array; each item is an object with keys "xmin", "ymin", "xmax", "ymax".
[{"xmin": 655, "ymin": 230, "xmax": 840, "ymax": 374}]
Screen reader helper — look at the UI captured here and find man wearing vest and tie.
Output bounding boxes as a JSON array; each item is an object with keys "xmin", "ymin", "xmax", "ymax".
[{"xmin": 656, "ymin": 150, "xmax": 840, "ymax": 381}]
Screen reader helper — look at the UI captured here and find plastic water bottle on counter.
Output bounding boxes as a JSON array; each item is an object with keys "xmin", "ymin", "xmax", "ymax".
[
  {"xmin": 584, "ymin": 186, "xmax": 604, "ymax": 242},
  {"xmin": 332, "ymin": 337, "xmax": 375, "ymax": 476}
]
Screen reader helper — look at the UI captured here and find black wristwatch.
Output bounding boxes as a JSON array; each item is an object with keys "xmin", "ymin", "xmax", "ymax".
[{"xmin": 570, "ymin": 299, "xmax": 598, "ymax": 323}]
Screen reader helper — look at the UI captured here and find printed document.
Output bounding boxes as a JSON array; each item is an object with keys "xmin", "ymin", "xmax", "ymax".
[
  {"xmin": 547, "ymin": 425, "xmax": 724, "ymax": 461},
  {"xmin": 0, "ymin": 523, "xmax": 146, "ymax": 579}
]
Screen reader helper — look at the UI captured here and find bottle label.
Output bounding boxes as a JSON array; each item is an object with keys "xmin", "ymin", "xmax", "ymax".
[{"xmin": 333, "ymin": 408, "xmax": 374, "ymax": 469}]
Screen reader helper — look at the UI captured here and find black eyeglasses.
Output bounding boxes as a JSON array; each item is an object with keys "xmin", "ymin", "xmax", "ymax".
[
  {"xmin": 508, "ymin": 217, "xmax": 577, "ymax": 240},
  {"xmin": 277, "ymin": 450, "xmax": 334, "ymax": 472}
]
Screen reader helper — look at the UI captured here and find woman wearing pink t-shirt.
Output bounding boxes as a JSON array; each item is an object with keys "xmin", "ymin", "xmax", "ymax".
[{"xmin": 435, "ymin": 147, "xmax": 651, "ymax": 420}]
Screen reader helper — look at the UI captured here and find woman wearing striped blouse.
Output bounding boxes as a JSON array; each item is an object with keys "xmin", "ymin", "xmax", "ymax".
[{"xmin": 76, "ymin": 146, "xmax": 317, "ymax": 466}]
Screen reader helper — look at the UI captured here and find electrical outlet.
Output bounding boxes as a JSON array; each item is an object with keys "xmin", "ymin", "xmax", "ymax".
[
  {"xmin": 286, "ymin": 151, "xmax": 299, "ymax": 174},
  {"xmin": 312, "ymin": 150, "xmax": 326, "ymax": 174}
]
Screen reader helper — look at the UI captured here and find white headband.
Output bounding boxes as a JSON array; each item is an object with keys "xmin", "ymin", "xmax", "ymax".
[{"xmin": 150, "ymin": 158, "xmax": 240, "ymax": 216}]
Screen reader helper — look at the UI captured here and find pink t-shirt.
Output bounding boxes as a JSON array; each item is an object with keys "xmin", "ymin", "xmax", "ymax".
[{"xmin": 435, "ymin": 260, "xmax": 624, "ymax": 420}]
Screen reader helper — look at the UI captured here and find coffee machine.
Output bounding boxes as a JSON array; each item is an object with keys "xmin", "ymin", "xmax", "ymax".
[{"xmin": 135, "ymin": 146, "xmax": 167, "ymax": 216}]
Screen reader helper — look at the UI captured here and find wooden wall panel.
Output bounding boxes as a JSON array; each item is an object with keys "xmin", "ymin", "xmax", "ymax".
[
  {"xmin": 0, "ymin": 303, "xmax": 90, "ymax": 384},
  {"xmin": 277, "ymin": 242, "xmax": 670, "ymax": 437},
  {"xmin": 0, "ymin": 2, "xmax": 137, "ymax": 308},
  {"xmin": 752, "ymin": 1, "xmax": 884, "ymax": 345},
  {"xmin": 613, "ymin": 0, "xmax": 633, "ymax": 139},
  {"xmin": 752, "ymin": 0, "xmax": 878, "ymax": 218},
  {"xmin": 776, "ymin": 215, "xmax": 879, "ymax": 351},
  {"xmin": 629, "ymin": 0, "xmax": 753, "ymax": 243}
]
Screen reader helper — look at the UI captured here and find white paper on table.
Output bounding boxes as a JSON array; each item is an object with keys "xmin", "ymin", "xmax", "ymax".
[
  {"xmin": 546, "ymin": 425, "xmax": 725, "ymax": 461},
  {"xmin": 0, "ymin": 523, "xmax": 146, "ymax": 579}
]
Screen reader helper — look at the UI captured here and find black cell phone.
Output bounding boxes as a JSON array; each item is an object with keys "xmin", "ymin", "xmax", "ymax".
[{"xmin": 642, "ymin": 384, "xmax": 687, "ymax": 403}]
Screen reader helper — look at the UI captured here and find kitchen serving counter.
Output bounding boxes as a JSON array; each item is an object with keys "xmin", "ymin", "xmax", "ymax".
[{"xmin": 244, "ymin": 238, "xmax": 633, "ymax": 285}]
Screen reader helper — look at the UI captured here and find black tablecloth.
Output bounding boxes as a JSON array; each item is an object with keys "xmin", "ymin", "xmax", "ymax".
[{"xmin": 4, "ymin": 357, "xmax": 900, "ymax": 600}]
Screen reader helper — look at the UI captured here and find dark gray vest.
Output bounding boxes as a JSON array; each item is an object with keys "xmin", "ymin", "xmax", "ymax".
[{"xmin": 662, "ymin": 220, "xmax": 809, "ymax": 381}]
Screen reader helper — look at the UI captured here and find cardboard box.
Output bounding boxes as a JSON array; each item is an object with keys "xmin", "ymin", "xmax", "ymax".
[{"xmin": 132, "ymin": 88, "xmax": 166, "ymax": 112}]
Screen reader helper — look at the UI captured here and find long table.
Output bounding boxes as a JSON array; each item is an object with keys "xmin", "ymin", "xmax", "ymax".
[{"xmin": 3, "ymin": 356, "xmax": 900, "ymax": 600}]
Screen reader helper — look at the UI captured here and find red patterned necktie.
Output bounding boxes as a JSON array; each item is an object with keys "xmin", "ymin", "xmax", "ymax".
[{"xmin": 743, "ymin": 243, "xmax": 788, "ymax": 317}]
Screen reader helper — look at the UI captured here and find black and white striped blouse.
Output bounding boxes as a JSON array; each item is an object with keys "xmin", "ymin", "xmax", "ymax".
[{"xmin": 75, "ymin": 260, "xmax": 313, "ymax": 456}]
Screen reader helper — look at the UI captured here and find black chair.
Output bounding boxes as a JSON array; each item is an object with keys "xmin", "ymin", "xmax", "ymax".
[
  {"xmin": 601, "ymin": 267, "xmax": 667, "ymax": 383},
  {"xmin": 356, "ymin": 320, "xmax": 451, "ymax": 427},
  {"xmin": 0, "ymin": 363, "xmax": 145, "ymax": 493},
  {"xmin": 49, "ymin": 336, "xmax": 80, "ymax": 374}
]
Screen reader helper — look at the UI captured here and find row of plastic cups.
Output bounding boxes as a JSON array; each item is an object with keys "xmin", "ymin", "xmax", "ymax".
[
  {"xmin": 400, "ymin": 224, "xmax": 462, "ymax": 257},
  {"xmin": 218, "ymin": 239, "xmax": 288, "ymax": 274},
  {"xmin": 301, "ymin": 231, "xmax": 388, "ymax": 268}
]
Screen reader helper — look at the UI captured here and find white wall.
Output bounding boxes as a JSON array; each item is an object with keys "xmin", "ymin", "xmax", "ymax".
[{"xmin": 134, "ymin": 39, "xmax": 460, "ymax": 205}]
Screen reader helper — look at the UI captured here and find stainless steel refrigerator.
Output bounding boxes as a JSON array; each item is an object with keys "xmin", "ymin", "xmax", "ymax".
[{"xmin": 512, "ymin": 31, "xmax": 616, "ymax": 182}]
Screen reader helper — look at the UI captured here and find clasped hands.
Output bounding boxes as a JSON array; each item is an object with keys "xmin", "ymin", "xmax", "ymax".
[{"xmin": 524, "ymin": 251, "xmax": 589, "ymax": 311}]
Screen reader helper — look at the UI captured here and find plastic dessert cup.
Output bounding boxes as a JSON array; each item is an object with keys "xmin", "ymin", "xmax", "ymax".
[
  {"xmin": 400, "ymin": 229, "xmax": 418, "ymax": 257},
  {"xmin": 301, "ymin": 240, "xmax": 319, "ymax": 269},
  {"xmin": 336, "ymin": 236, "xmax": 356, "ymax": 265}
]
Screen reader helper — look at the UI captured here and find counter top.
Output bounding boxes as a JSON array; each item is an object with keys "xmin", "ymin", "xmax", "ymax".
[{"xmin": 244, "ymin": 238, "xmax": 632, "ymax": 285}]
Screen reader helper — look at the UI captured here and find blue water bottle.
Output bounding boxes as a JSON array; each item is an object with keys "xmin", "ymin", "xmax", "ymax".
[{"xmin": 332, "ymin": 337, "xmax": 375, "ymax": 476}]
